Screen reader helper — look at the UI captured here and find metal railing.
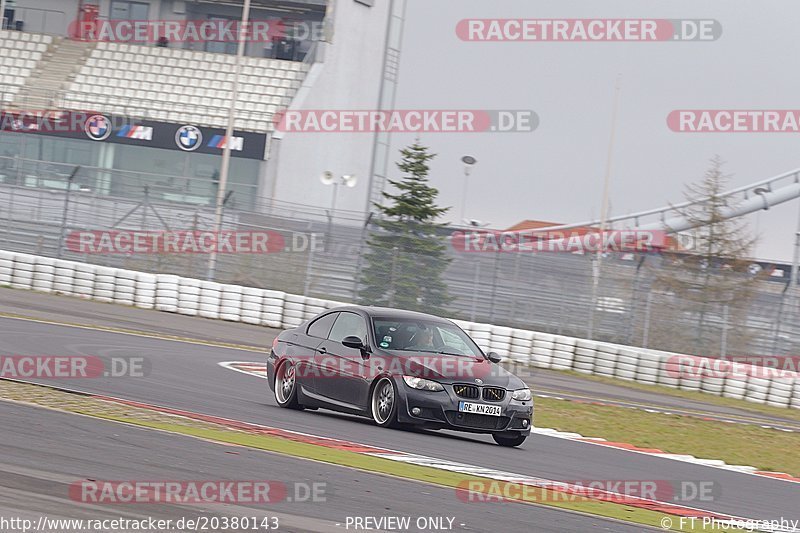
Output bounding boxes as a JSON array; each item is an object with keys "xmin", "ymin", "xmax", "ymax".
[
  {"xmin": 0, "ymin": 163, "xmax": 798, "ymax": 359},
  {"xmin": 532, "ymin": 167, "xmax": 800, "ymax": 232}
]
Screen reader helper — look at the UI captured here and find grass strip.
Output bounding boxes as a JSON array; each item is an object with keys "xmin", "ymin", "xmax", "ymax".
[
  {"xmin": 0, "ymin": 379, "xmax": 733, "ymax": 532},
  {"xmin": 536, "ymin": 396, "xmax": 800, "ymax": 476},
  {"xmin": 547, "ymin": 369, "xmax": 800, "ymax": 423}
]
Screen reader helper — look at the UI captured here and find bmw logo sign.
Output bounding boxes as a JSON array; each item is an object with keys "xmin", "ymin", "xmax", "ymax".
[
  {"xmin": 748, "ymin": 263, "xmax": 763, "ymax": 276},
  {"xmin": 475, "ymin": 378, "xmax": 483, "ymax": 385},
  {"xmin": 85, "ymin": 115, "xmax": 112, "ymax": 141},
  {"xmin": 176, "ymin": 125, "xmax": 203, "ymax": 151}
]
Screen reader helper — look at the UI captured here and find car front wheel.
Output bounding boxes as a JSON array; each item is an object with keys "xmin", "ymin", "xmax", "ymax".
[{"xmin": 371, "ymin": 377, "xmax": 400, "ymax": 428}]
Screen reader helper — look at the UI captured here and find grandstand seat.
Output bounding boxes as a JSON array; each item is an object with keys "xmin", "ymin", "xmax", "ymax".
[
  {"xmin": 0, "ymin": 31, "xmax": 48, "ymax": 96},
  {"xmin": 57, "ymin": 40, "xmax": 308, "ymax": 133}
]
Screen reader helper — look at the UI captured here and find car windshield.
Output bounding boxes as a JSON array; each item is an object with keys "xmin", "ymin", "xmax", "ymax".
[{"xmin": 371, "ymin": 317, "xmax": 483, "ymax": 357}]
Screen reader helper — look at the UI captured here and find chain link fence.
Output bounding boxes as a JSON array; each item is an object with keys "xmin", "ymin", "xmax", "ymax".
[{"xmin": 1, "ymin": 158, "xmax": 798, "ymax": 359}]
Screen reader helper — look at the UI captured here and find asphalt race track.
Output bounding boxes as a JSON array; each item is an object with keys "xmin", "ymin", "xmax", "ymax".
[
  {"xmin": 0, "ymin": 311, "xmax": 798, "ymax": 529},
  {"xmin": 2, "ymin": 287, "xmax": 797, "ymax": 431},
  {"xmin": 0, "ymin": 401, "xmax": 647, "ymax": 532}
]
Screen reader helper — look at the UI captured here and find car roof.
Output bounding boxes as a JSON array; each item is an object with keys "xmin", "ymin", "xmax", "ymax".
[{"xmin": 328, "ymin": 305, "xmax": 452, "ymax": 323}]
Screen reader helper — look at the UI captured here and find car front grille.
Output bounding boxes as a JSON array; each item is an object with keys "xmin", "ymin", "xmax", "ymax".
[
  {"xmin": 482, "ymin": 387, "xmax": 506, "ymax": 402},
  {"xmin": 453, "ymin": 384, "xmax": 506, "ymax": 402},
  {"xmin": 453, "ymin": 384, "xmax": 480, "ymax": 399},
  {"xmin": 447, "ymin": 412, "xmax": 510, "ymax": 430}
]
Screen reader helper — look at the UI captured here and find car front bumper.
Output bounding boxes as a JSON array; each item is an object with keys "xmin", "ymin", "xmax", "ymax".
[{"xmin": 395, "ymin": 379, "xmax": 533, "ymax": 435}]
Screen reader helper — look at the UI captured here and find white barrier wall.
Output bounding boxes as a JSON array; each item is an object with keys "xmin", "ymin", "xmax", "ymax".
[{"xmin": 0, "ymin": 249, "xmax": 797, "ymax": 409}]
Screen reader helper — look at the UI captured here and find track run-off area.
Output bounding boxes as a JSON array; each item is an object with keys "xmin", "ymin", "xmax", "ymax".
[{"xmin": 0, "ymin": 296, "xmax": 798, "ymax": 532}]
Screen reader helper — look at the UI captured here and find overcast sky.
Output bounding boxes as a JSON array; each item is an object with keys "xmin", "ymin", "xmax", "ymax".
[{"xmin": 387, "ymin": 0, "xmax": 800, "ymax": 262}]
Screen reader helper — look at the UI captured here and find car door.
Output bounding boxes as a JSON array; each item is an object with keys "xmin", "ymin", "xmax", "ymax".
[
  {"xmin": 299, "ymin": 312, "xmax": 339, "ymax": 394},
  {"xmin": 314, "ymin": 311, "xmax": 371, "ymax": 409}
]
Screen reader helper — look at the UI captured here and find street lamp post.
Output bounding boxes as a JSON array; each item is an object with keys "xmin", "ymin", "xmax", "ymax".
[
  {"xmin": 321, "ymin": 172, "xmax": 357, "ymax": 251},
  {"xmin": 459, "ymin": 156, "xmax": 477, "ymax": 224},
  {"xmin": 56, "ymin": 166, "xmax": 80, "ymax": 259},
  {"xmin": 206, "ymin": 0, "xmax": 251, "ymax": 281},
  {"xmin": 587, "ymin": 76, "xmax": 622, "ymax": 339},
  {"xmin": 790, "ymin": 196, "xmax": 800, "ymax": 291}
]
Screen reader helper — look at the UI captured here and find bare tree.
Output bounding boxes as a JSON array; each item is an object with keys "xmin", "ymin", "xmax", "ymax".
[{"xmin": 648, "ymin": 156, "xmax": 760, "ymax": 356}]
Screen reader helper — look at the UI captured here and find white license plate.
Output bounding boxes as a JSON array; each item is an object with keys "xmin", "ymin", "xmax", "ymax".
[{"xmin": 458, "ymin": 401, "xmax": 502, "ymax": 416}]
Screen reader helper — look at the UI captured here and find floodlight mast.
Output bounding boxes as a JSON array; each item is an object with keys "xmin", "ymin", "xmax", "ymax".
[
  {"xmin": 460, "ymin": 156, "xmax": 477, "ymax": 224},
  {"xmin": 322, "ymin": 172, "xmax": 357, "ymax": 252},
  {"xmin": 207, "ymin": 0, "xmax": 252, "ymax": 281}
]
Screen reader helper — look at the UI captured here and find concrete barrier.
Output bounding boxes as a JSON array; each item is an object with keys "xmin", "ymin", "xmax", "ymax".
[
  {"xmin": 240, "ymin": 287, "xmax": 265, "ymax": 325},
  {"xmin": 113, "ymin": 269, "xmax": 137, "ymax": 306}
]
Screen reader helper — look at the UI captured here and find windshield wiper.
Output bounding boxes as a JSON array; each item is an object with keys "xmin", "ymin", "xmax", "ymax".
[
  {"xmin": 397, "ymin": 349, "xmax": 474, "ymax": 358},
  {"xmin": 435, "ymin": 350, "xmax": 472, "ymax": 358}
]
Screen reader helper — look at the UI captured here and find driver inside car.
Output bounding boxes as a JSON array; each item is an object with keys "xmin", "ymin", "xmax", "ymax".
[{"xmin": 407, "ymin": 327, "xmax": 437, "ymax": 351}]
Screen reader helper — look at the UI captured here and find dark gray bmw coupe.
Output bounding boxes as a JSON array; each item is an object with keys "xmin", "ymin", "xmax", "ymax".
[{"xmin": 267, "ymin": 306, "xmax": 533, "ymax": 447}]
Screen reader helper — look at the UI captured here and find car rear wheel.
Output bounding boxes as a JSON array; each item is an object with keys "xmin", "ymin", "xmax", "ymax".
[
  {"xmin": 492, "ymin": 433, "xmax": 527, "ymax": 447},
  {"xmin": 371, "ymin": 377, "xmax": 400, "ymax": 428},
  {"xmin": 274, "ymin": 360, "xmax": 303, "ymax": 410}
]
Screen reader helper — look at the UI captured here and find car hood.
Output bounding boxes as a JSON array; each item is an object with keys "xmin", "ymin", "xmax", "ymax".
[{"xmin": 371, "ymin": 350, "xmax": 527, "ymax": 389}]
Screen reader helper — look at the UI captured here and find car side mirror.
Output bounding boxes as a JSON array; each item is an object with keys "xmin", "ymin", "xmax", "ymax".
[
  {"xmin": 342, "ymin": 335, "xmax": 366, "ymax": 350},
  {"xmin": 486, "ymin": 351, "xmax": 502, "ymax": 364}
]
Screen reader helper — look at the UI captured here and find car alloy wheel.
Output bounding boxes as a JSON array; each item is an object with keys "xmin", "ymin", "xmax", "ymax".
[
  {"xmin": 371, "ymin": 377, "xmax": 399, "ymax": 427},
  {"xmin": 274, "ymin": 360, "xmax": 302, "ymax": 409}
]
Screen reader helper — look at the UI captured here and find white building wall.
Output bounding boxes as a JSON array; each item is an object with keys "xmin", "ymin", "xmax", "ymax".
[
  {"xmin": 9, "ymin": 0, "xmax": 79, "ymax": 34},
  {"xmin": 11, "ymin": 0, "xmax": 168, "ymax": 35},
  {"xmin": 268, "ymin": 0, "xmax": 389, "ymax": 218}
]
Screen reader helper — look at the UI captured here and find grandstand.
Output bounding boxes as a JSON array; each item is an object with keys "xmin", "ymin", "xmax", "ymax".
[
  {"xmin": 2, "ymin": 32, "xmax": 308, "ymax": 131},
  {"xmin": 0, "ymin": 0, "xmax": 396, "ymax": 212},
  {"xmin": 65, "ymin": 42, "xmax": 308, "ymax": 131},
  {"xmin": 0, "ymin": 30, "xmax": 50, "ymax": 105}
]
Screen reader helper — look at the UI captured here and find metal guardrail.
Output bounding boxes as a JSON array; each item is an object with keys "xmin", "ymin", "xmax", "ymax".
[{"xmin": 0, "ymin": 162, "xmax": 798, "ymax": 359}]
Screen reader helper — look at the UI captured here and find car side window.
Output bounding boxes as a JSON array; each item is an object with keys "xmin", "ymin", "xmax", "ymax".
[
  {"xmin": 307, "ymin": 313, "xmax": 338, "ymax": 339},
  {"xmin": 328, "ymin": 312, "xmax": 368, "ymax": 344}
]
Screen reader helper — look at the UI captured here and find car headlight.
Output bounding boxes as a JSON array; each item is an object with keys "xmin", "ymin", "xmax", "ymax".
[
  {"xmin": 402, "ymin": 376, "xmax": 444, "ymax": 391},
  {"xmin": 512, "ymin": 388, "xmax": 532, "ymax": 401}
]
